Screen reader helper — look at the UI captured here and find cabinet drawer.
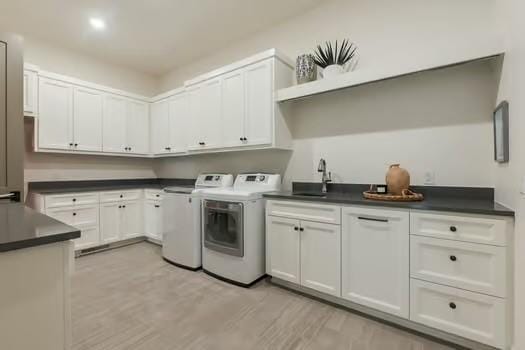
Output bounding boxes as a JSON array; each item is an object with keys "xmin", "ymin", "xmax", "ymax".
[
  {"xmin": 100, "ymin": 190, "xmax": 142, "ymax": 203},
  {"xmin": 46, "ymin": 205, "xmax": 98, "ymax": 228},
  {"xmin": 46, "ymin": 207, "xmax": 75, "ymax": 226},
  {"xmin": 45, "ymin": 192, "xmax": 99, "ymax": 208},
  {"xmin": 410, "ymin": 236, "xmax": 506, "ymax": 297},
  {"xmin": 410, "ymin": 211, "xmax": 510, "ymax": 246},
  {"xmin": 266, "ymin": 200, "xmax": 340, "ymax": 224},
  {"xmin": 144, "ymin": 189, "xmax": 163, "ymax": 201},
  {"xmin": 410, "ymin": 279, "xmax": 506, "ymax": 348}
]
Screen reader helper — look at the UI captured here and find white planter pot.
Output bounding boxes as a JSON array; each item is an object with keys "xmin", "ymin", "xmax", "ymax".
[{"xmin": 322, "ymin": 64, "xmax": 345, "ymax": 78}]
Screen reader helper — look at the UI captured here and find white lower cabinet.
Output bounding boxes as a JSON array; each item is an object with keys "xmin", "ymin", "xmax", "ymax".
[
  {"xmin": 144, "ymin": 200, "xmax": 163, "ymax": 241},
  {"xmin": 46, "ymin": 204, "xmax": 100, "ymax": 250},
  {"xmin": 100, "ymin": 200, "xmax": 143, "ymax": 242},
  {"xmin": 265, "ymin": 200, "xmax": 512, "ymax": 349},
  {"xmin": 410, "ymin": 279, "xmax": 506, "ymax": 348},
  {"xmin": 341, "ymin": 207, "xmax": 409, "ymax": 318},
  {"xmin": 267, "ymin": 216, "xmax": 300, "ymax": 284},
  {"xmin": 266, "ymin": 203, "xmax": 341, "ymax": 297}
]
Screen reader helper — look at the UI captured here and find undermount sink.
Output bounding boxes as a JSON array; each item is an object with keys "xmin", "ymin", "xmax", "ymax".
[{"xmin": 293, "ymin": 192, "xmax": 327, "ymax": 198}]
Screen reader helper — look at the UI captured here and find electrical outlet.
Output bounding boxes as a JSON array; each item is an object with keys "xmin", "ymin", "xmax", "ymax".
[{"xmin": 424, "ymin": 171, "xmax": 435, "ymax": 185}]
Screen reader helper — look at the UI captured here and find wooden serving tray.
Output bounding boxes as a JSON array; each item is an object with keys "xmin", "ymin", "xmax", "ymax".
[{"xmin": 363, "ymin": 189, "xmax": 424, "ymax": 202}]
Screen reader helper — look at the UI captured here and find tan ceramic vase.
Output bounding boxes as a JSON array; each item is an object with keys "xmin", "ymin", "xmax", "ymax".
[{"xmin": 385, "ymin": 164, "xmax": 410, "ymax": 195}]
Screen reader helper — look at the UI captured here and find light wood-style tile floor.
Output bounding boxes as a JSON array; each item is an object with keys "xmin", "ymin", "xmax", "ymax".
[{"xmin": 72, "ymin": 242, "xmax": 456, "ymax": 350}]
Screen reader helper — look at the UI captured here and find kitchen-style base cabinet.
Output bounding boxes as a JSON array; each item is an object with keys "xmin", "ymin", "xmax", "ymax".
[
  {"xmin": 341, "ymin": 207, "xmax": 409, "ymax": 318},
  {"xmin": 144, "ymin": 199, "xmax": 163, "ymax": 241},
  {"xmin": 266, "ymin": 201, "xmax": 341, "ymax": 297},
  {"xmin": 265, "ymin": 200, "xmax": 513, "ymax": 350}
]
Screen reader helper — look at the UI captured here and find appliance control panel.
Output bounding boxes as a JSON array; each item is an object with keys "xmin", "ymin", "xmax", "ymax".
[
  {"xmin": 195, "ymin": 174, "xmax": 234, "ymax": 188},
  {"xmin": 234, "ymin": 174, "xmax": 281, "ymax": 192}
]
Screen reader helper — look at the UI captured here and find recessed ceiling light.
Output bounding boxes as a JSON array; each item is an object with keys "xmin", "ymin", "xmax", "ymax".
[{"xmin": 89, "ymin": 18, "xmax": 106, "ymax": 30}]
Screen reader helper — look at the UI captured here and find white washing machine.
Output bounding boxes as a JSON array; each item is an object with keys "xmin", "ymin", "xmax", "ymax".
[
  {"xmin": 162, "ymin": 174, "xmax": 233, "ymax": 270},
  {"xmin": 200, "ymin": 173, "xmax": 281, "ymax": 287}
]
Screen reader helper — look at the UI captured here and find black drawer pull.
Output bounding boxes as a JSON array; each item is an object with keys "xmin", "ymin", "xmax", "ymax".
[
  {"xmin": 294, "ymin": 227, "xmax": 299, "ymax": 231},
  {"xmin": 120, "ymin": 194, "xmax": 123, "ymax": 198},
  {"xmin": 155, "ymin": 205, "xmax": 160, "ymax": 208},
  {"xmin": 118, "ymin": 205, "xmax": 122, "ymax": 208},
  {"xmin": 450, "ymin": 226, "xmax": 457, "ymax": 232},
  {"xmin": 72, "ymin": 212, "xmax": 77, "ymax": 216},
  {"xmin": 450, "ymin": 255, "xmax": 457, "ymax": 262},
  {"xmin": 449, "ymin": 302, "xmax": 457, "ymax": 310},
  {"xmin": 358, "ymin": 216, "xmax": 389, "ymax": 223},
  {"xmin": 72, "ymin": 198, "xmax": 76, "ymax": 202},
  {"xmin": 299, "ymin": 227, "xmax": 304, "ymax": 232},
  {"xmin": 122, "ymin": 205, "xmax": 126, "ymax": 208}
]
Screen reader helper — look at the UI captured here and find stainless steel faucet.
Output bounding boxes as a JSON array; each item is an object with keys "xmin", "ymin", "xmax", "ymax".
[{"xmin": 317, "ymin": 158, "xmax": 332, "ymax": 193}]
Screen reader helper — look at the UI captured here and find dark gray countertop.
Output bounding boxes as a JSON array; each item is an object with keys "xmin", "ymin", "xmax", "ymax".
[
  {"xmin": 263, "ymin": 183, "xmax": 514, "ymax": 217},
  {"xmin": 0, "ymin": 202, "xmax": 80, "ymax": 253},
  {"xmin": 28, "ymin": 178, "xmax": 196, "ymax": 195}
]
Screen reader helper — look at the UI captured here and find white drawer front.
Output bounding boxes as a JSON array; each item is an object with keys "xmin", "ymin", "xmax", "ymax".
[
  {"xmin": 100, "ymin": 190, "xmax": 142, "ymax": 203},
  {"xmin": 410, "ymin": 236, "xmax": 506, "ymax": 297},
  {"xmin": 144, "ymin": 189, "xmax": 163, "ymax": 201},
  {"xmin": 71, "ymin": 206, "xmax": 99, "ymax": 227},
  {"xmin": 410, "ymin": 212, "xmax": 509, "ymax": 246},
  {"xmin": 410, "ymin": 279, "xmax": 506, "ymax": 348},
  {"xmin": 266, "ymin": 200, "xmax": 341, "ymax": 224},
  {"xmin": 45, "ymin": 192, "xmax": 99, "ymax": 208},
  {"xmin": 46, "ymin": 207, "xmax": 75, "ymax": 226}
]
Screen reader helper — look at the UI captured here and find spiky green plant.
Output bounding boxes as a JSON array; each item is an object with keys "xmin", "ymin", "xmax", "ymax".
[{"xmin": 313, "ymin": 39, "xmax": 357, "ymax": 68}]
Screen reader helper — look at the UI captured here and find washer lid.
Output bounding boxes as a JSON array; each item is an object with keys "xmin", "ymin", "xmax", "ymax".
[{"xmin": 163, "ymin": 186, "xmax": 194, "ymax": 194}]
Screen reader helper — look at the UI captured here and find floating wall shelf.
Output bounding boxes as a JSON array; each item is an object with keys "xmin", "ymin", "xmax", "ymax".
[{"xmin": 276, "ymin": 47, "xmax": 505, "ymax": 103}]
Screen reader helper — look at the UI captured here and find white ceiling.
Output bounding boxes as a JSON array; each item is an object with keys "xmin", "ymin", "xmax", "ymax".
[{"xmin": 0, "ymin": 0, "xmax": 323, "ymax": 76}]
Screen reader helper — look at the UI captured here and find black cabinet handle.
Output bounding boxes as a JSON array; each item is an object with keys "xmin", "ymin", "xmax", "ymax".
[
  {"xmin": 74, "ymin": 143, "xmax": 78, "ymax": 147},
  {"xmin": 118, "ymin": 205, "xmax": 122, "ymax": 208},
  {"xmin": 69, "ymin": 142, "xmax": 74, "ymax": 146},
  {"xmin": 243, "ymin": 137, "xmax": 247, "ymax": 141},
  {"xmin": 299, "ymin": 227, "xmax": 304, "ymax": 232},
  {"xmin": 155, "ymin": 205, "xmax": 160, "ymax": 208},
  {"xmin": 294, "ymin": 227, "xmax": 299, "ymax": 231},
  {"xmin": 120, "ymin": 194, "xmax": 123, "ymax": 198},
  {"xmin": 72, "ymin": 212, "xmax": 77, "ymax": 216},
  {"xmin": 198, "ymin": 142, "xmax": 206, "ymax": 146},
  {"xmin": 156, "ymin": 194, "xmax": 160, "ymax": 197},
  {"xmin": 122, "ymin": 205, "xmax": 126, "ymax": 208},
  {"xmin": 449, "ymin": 302, "xmax": 457, "ymax": 310},
  {"xmin": 72, "ymin": 198, "xmax": 76, "ymax": 202},
  {"xmin": 358, "ymin": 216, "xmax": 389, "ymax": 223},
  {"xmin": 450, "ymin": 226, "xmax": 457, "ymax": 232},
  {"xmin": 450, "ymin": 255, "xmax": 457, "ymax": 262}
]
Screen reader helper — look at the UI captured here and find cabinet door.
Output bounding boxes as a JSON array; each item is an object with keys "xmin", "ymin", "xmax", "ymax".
[
  {"xmin": 266, "ymin": 216, "xmax": 300, "ymax": 284},
  {"xmin": 168, "ymin": 93, "xmax": 188, "ymax": 153},
  {"xmin": 186, "ymin": 85, "xmax": 202, "ymax": 150},
  {"xmin": 150, "ymin": 100, "xmax": 170, "ymax": 154},
  {"xmin": 300, "ymin": 221, "xmax": 341, "ymax": 296},
  {"xmin": 126, "ymin": 100, "xmax": 149, "ymax": 154},
  {"xmin": 100, "ymin": 202, "xmax": 121, "ymax": 244},
  {"xmin": 221, "ymin": 69, "xmax": 245, "ymax": 148},
  {"xmin": 102, "ymin": 94, "xmax": 127, "ymax": 153},
  {"xmin": 144, "ymin": 200, "xmax": 162, "ymax": 240},
  {"xmin": 73, "ymin": 87, "xmax": 103, "ymax": 152},
  {"xmin": 342, "ymin": 207, "xmax": 410, "ymax": 318},
  {"xmin": 121, "ymin": 201, "xmax": 143, "ymax": 239},
  {"xmin": 38, "ymin": 78, "xmax": 73, "ymax": 150},
  {"xmin": 188, "ymin": 78, "xmax": 222, "ymax": 150},
  {"xmin": 23, "ymin": 69, "xmax": 38, "ymax": 117},
  {"xmin": 244, "ymin": 60, "xmax": 273, "ymax": 146}
]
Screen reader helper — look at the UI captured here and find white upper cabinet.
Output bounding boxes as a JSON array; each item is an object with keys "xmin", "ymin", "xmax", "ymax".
[
  {"xmin": 341, "ymin": 207, "xmax": 410, "ymax": 318},
  {"xmin": 244, "ymin": 59, "xmax": 273, "ymax": 146},
  {"xmin": 102, "ymin": 94, "xmax": 127, "ymax": 153},
  {"xmin": 23, "ymin": 67, "xmax": 38, "ymax": 117},
  {"xmin": 73, "ymin": 87, "xmax": 103, "ymax": 152},
  {"xmin": 150, "ymin": 100, "xmax": 170, "ymax": 154},
  {"xmin": 168, "ymin": 93, "xmax": 188, "ymax": 153},
  {"xmin": 126, "ymin": 100, "xmax": 149, "ymax": 154},
  {"xmin": 221, "ymin": 69, "xmax": 245, "ymax": 148},
  {"xmin": 38, "ymin": 77, "xmax": 74, "ymax": 150},
  {"xmin": 187, "ymin": 77, "xmax": 222, "ymax": 151}
]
